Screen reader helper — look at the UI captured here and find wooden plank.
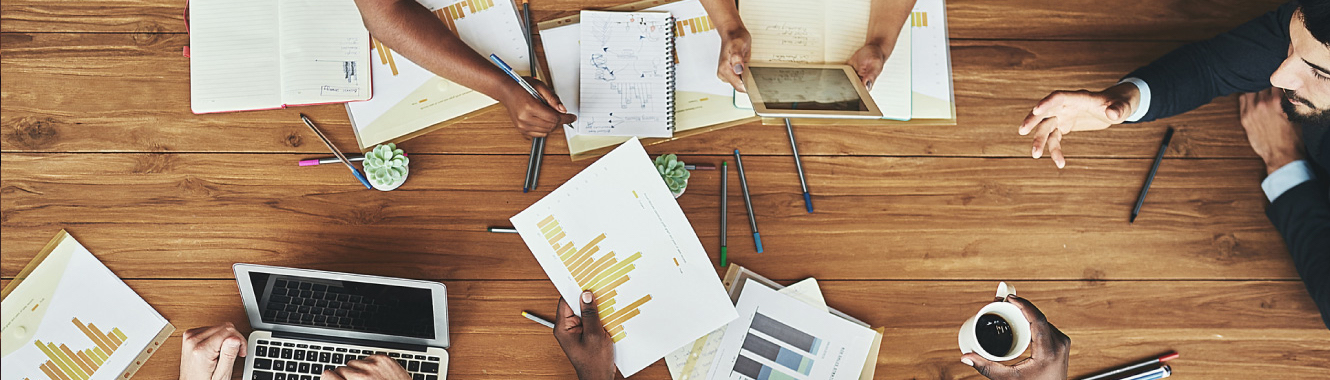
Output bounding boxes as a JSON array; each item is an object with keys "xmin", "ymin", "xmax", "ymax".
[
  {"xmin": 4, "ymin": 279, "xmax": 1324, "ymax": 379},
  {"xmin": 2, "ymin": 35, "xmax": 1259, "ymax": 158},
  {"xmin": 1, "ymin": 154, "xmax": 1294, "ymax": 280},
  {"xmin": 0, "ymin": 0, "xmax": 1287, "ymax": 41}
]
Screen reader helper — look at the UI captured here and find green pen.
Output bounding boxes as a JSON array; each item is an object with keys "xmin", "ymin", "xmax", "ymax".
[{"xmin": 720, "ymin": 161, "xmax": 728, "ymax": 266}]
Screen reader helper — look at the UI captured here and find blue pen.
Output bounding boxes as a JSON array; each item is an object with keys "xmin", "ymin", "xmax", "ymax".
[
  {"xmin": 733, "ymin": 149, "xmax": 763, "ymax": 253},
  {"xmin": 300, "ymin": 114, "xmax": 372, "ymax": 189},
  {"xmin": 784, "ymin": 118, "xmax": 812, "ymax": 213},
  {"xmin": 490, "ymin": 54, "xmax": 554, "ymax": 193}
]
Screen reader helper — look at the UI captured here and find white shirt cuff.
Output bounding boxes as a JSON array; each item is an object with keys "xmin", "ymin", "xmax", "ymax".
[
  {"xmin": 1262, "ymin": 160, "xmax": 1315, "ymax": 202},
  {"xmin": 1118, "ymin": 77, "xmax": 1152, "ymax": 122}
]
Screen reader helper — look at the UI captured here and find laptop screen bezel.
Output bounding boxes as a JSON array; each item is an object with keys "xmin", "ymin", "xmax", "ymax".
[{"xmin": 233, "ymin": 263, "xmax": 449, "ymax": 348}]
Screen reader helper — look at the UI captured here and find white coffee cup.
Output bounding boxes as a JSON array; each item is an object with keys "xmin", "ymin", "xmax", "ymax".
[{"xmin": 958, "ymin": 282, "xmax": 1031, "ymax": 362}]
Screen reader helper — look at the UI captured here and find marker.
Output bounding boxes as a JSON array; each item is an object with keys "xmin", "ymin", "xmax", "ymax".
[
  {"xmin": 300, "ymin": 114, "xmax": 372, "ymax": 189},
  {"xmin": 1130, "ymin": 127, "xmax": 1174, "ymax": 223},
  {"xmin": 784, "ymin": 118, "xmax": 812, "ymax": 213},
  {"xmin": 488, "ymin": 227, "xmax": 519, "ymax": 233},
  {"xmin": 1117, "ymin": 365, "xmax": 1171, "ymax": 380},
  {"xmin": 733, "ymin": 150, "xmax": 762, "ymax": 253},
  {"xmin": 720, "ymin": 161, "xmax": 729, "ymax": 266},
  {"xmin": 1079, "ymin": 352, "xmax": 1178, "ymax": 380},
  {"xmin": 521, "ymin": 311, "xmax": 555, "ymax": 328},
  {"xmin": 299, "ymin": 154, "xmax": 407, "ymax": 166},
  {"xmin": 490, "ymin": 54, "xmax": 557, "ymax": 194}
]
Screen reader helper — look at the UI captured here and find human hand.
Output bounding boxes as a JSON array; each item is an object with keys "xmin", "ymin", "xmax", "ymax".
[
  {"xmin": 1020, "ymin": 83, "xmax": 1140, "ymax": 168},
  {"xmin": 716, "ymin": 27, "xmax": 752, "ymax": 92},
  {"xmin": 1240, "ymin": 88, "xmax": 1305, "ymax": 174},
  {"xmin": 961, "ymin": 296, "xmax": 1071, "ymax": 380},
  {"xmin": 501, "ymin": 77, "xmax": 577, "ymax": 138},
  {"xmin": 554, "ymin": 291, "xmax": 616, "ymax": 380},
  {"xmin": 847, "ymin": 43, "xmax": 888, "ymax": 90},
  {"xmin": 321, "ymin": 355, "xmax": 411, "ymax": 380},
  {"xmin": 180, "ymin": 323, "xmax": 247, "ymax": 380}
]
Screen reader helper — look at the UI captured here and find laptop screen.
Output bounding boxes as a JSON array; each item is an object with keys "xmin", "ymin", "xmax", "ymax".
[{"xmin": 245, "ymin": 271, "xmax": 436, "ymax": 339}]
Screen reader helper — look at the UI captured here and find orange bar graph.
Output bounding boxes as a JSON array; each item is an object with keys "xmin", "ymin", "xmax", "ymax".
[
  {"xmin": 537, "ymin": 216, "xmax": 652, "ymax": 343},
  {"xmin": 33, "ymin": 318, "xmax": 130, "ymax": 380}
]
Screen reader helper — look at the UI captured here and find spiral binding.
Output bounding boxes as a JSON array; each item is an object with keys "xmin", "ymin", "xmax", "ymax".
[{"xmin": 663, "ymin": 16, "xmax": 676, "ymax": 133}]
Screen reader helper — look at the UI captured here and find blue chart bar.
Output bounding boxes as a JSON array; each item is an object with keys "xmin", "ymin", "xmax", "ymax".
[
  {"xmin": 734, "ymin": 354, "xmax": 800, "ymax": 380},
  {"xmin": 751, "ymin": 313, "xmax": 822, "ymax": 354},
  {"xmin": 741, "ymin": 334, "xmax": 814, "ymax": 375}
]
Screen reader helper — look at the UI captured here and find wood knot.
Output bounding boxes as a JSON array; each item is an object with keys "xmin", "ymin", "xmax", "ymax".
[
  {"xmin": 132, "ymin": 154, "xmax": 176, "ymax": 174},
  {"xmin": 286, "ymin": 131, "xmax": 304, "ymax": 147},
  {"xmin": 4, "ymin": 117, "xmax": 60, "ymax": 149}
]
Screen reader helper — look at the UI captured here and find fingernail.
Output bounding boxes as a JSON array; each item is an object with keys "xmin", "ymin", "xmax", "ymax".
[
  {"xmin": 961, "ymin": 358, "xmax": 974, "ymax": 366},
  {"xmin": 733, "ymin": 64, "xmax": 744, "ymax": 75},
  {"xmin": 1032, "ymin": 146, "xmax": 1041, "ymax": 159},
  {"xmin": 581, "ymin": 291, "xmax": 594, "ymax": 303},
  {"xmin": 866, "ymin": 80, "xmax": 873, "ymax": 91}
]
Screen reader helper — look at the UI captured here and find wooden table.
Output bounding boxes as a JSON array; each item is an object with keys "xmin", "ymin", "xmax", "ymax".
[{"xmin": 3, "ymin": 0, "xmax": 1328, "ymax": 378}]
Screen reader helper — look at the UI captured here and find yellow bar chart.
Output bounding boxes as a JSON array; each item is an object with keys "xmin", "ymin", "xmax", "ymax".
[
  {"xmin": 538, "ymin": 214, "xmax": 653, "ymax": 343},
  {"xmin": 674, "ymin": 15, "xmax": 715, "ymax": 37},
  {"xmin": 33, "ymin": 318, "xmax": 126, "ymax": 380}
]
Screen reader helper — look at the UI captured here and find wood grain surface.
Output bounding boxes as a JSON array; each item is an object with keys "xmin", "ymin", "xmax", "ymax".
[{"xmin": 2, "ymin": 0, "xmax": 1326, "ymax": 379}]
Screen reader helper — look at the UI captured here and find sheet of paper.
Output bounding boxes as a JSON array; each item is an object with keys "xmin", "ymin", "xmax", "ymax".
[
  {"xmin": 277, "ymin": 0, "xmax": 372, "ymax": 105},
  {"xmin": 577, "ymin": 11, "xmax": 675, "ymax": 137},
  {"xmin": 867, "ymin": 23, "xmax": 911, "ymax": 120},
  {"xmin": 909, "ymin": 0, "xmax": 955, "ymax": 119},
  {"xmin": 510, "ymin": 138, "xmax": 737, "ymax": 376},
  {"xmin": 739, "ymin": 0, "xmax": 824, "ymax": 63},
  {"xmin": 653, "ymin": 0, "xmax": 757, "ymax": 131},
  {"xmin": 2, "ymin": 234, "xmax": 171, "ymax": 380},
  {"xmin": 188, "ymin": 0, "xmax": 283, "ymax": 113},
  {"xmin": 706, "ymin": 281, "xmax": 877, "ymax": 380}
]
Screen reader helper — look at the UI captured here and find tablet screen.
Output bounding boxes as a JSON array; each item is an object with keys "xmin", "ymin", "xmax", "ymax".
[{"xmin": 749, "ymin": 67, "xmax": 870, "ymax": 111}]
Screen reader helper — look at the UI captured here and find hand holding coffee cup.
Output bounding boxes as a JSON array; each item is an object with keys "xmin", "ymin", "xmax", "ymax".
[{"xmin": 959, "ymin": 283, "xmax": 1071, "ymax": 380}]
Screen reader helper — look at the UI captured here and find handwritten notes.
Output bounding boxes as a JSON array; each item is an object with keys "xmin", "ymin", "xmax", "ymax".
[{"xmin": 577, "ymin": 11, "xmax": 676, "ymax": 137}]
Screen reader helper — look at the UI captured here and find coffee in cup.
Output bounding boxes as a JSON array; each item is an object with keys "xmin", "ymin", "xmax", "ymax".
[{"xmin": 958, "ymin": 282, "xmax": 1031, "ymax": 362}]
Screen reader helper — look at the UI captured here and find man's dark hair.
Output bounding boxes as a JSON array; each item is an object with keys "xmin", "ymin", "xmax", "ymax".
[{"xmin": 1303, "ymin": 0, "xmax": 1330, "ymax": 45}]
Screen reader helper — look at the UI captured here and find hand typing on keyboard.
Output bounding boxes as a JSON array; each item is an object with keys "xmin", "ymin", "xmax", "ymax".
[
  {"xmin": 181, "ymin": 323, "xmax": 248, "ymax": 380},
  {"xmin": 554, "ymin": 291, "xmax": 616, "ymax": 380},
  {"xmin": 320, "ymin": 355, "xmax": 410, "ymax": 380}
]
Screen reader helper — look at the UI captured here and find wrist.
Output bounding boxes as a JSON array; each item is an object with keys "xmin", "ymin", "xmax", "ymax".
[
  {"xmin": 1107, "ymin": 82, "xmax": 1141, "ymax": 114},
  {"xmin": 1265, "ymin": 154, "xmax": 1304, "ymax": 175}
]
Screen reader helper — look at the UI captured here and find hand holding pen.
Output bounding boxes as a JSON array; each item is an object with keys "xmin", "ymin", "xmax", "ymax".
[{"xmin": 493, "ymin": 61, "xmax": 576, "ymax": 138}]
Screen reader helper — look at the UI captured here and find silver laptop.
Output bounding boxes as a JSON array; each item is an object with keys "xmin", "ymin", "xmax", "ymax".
[{"xmin": 234, "ymin": 264, "xmax": 449, "ymax": 380}]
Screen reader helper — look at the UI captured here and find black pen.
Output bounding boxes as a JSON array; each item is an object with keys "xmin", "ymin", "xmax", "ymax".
[{"xmin": 1131, "ymin": 127, "xmax": 1174, "ymax": 223}]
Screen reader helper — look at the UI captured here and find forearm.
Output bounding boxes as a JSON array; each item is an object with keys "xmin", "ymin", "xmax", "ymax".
[
  {"xmin": 863, "ymin": 0, "xmax": 916, "ymax": 55},
  {"xmin": 700, "ymin": 0, "xmax": 746, "ymax": 37},
  {"xmin": 1265, "ymin": 178, "xmax": 1330, "ymax": 329},
  {"xmin": 353, "ymin": 0, "xmax": 519, "ymax": 101}
]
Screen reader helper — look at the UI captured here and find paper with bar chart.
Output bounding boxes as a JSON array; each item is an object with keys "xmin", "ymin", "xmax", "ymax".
[
  {"xmin": 706, "ymin": 281, "xmax": 876, "ymax": 380},
  {"xmin": 511, "ymin": 138, "xmax": 737, "ymax": 376},
  {"xmin": 2, "ymin": 232, "xmax": 171, "ymax": 380}
]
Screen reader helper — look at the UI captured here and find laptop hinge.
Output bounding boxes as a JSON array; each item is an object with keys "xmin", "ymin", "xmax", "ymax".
[{"xmin": 270, "ymin": 331, "xmax": 430, "ymax": 353}]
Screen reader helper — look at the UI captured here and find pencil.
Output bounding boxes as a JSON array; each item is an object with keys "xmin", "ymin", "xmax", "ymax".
[
  {"xmin": 785, "ymin": 118, "xmax": 812, "ymax": 213},
  {"xmin": 521, "ymin": 311, "xmax": 555, "ymax": 328},
  {"xmin": 1130, "ymin": 127, "xmax": 1174, "ymax": 223},
  {"xmin": 721, "ymin": 161, "xmax": 729, "ymax": 266},
  {"xmin": 300, "ymin": 114, "xmax": 372, "ymax": 189},
  {"xmin": 733, "ymin": 150, "xmax": 762, "ymax": 253}
]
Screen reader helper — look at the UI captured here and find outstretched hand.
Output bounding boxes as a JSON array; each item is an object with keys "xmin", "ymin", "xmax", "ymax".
[
  {"xmin": 1020, "ymin": 83, "xmax": 1140, "ymax": 168},
  {"xmin": 554, "ymin": 291, "xmax": 616, "ymax": 380},
  {"xmin": 961, "ymin": 296, "xmax": 1071, "ymax": 380}
]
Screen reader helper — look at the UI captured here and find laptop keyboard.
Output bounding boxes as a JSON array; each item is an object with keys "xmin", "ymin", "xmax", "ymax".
[
  {"xmin": 262, "ymin": 279, "xmax": 387, "ymax": 330},
  {"xmin": 250, "ymin": 339, "xmax": 441, "ymax": 380}
]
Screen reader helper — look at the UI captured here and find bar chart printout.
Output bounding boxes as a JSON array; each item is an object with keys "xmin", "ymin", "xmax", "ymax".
[
  {"xmin": 31, "ymin": 318, "xmax": 129, "ymax": 380},
  {"xmin": 708, "ymin": 281, "xmax": 877, "ymax": 380},
  {"xmin": 511, "ymin": 138, "xmax": 737, "ymax": 377}
]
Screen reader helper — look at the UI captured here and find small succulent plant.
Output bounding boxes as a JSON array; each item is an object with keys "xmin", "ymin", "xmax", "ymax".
[
  {"xmin": 364, "ymin": 143, "xmax": 409, "ymax": 185},
  {"xmin": 654, "ymin": 154, "xmax": 690, "ymax": 193}
]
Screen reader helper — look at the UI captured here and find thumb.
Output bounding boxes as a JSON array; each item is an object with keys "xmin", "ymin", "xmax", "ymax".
[
  {"xmin": 557, "ymin": 112, "xmax": 578, "ymax": 126},
  {"xmin": 961, "ymin": 353, "xmax": 1014, "ymax": 380},
  {"xmin": 1105, "ymin": 99, "xmax": 1130, "ymax": 123},
  {"xmin": 210, "ymin": 337, "xmax": 243, "ymax": 380},
  {"xmin": 579, "ymin": 291, "xmax": 605, "ymax": 334}
]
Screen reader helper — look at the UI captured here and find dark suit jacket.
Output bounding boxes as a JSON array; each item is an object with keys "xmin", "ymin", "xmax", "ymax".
[{"xmin": 1125, "ymin": 1, "xmax": 1330, "ymax": 329}]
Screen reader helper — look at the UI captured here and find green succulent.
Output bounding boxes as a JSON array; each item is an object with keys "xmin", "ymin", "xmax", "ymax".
[
  {"xmin": 364, "ymin": 143, "xmax": 409, "ymax": 185},
  {"xmin": 654, "ymin": 154, "xmax": 690, "ymax": 192}
]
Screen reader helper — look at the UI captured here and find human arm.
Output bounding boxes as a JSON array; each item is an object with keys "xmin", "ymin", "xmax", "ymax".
[
  {"xmin": 352, "ymin": 0, "xmax": 575, "ymax": 137},
  {"xmin": 179, "ymin": 323, "xmax": 247, "ymax": 380},
  {"xmin": 700, "ymin": 0, "xmax": 750, "ymax": 92},
  {"xmin": 553, "ymin": 291, "xmax": 616, "ymax": 380},
  {"xmin": 961, "ymin": 296, "xmax": 1071, "ymax": 380},
  {"xmin": 847, "ymin": 0, "xmax": 917, "ymax": 89}
]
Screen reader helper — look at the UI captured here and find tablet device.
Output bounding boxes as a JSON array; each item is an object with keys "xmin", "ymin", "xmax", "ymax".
[{"xmin": 740, "ymin": 63, "xmax": 882, "ymax": 119}]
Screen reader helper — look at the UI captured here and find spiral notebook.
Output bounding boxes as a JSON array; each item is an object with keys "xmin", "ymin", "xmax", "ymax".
[{"xmin": 577, "ymin": 11, "xmax": 676, "ymax": 138}]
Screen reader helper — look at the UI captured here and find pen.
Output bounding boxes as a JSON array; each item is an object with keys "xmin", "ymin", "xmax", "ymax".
[
  {"xmin": 300, "ymin": 114, "xmax": 372, "ymax": 189},
  {"xmin": 1080, "ymin": 352, "xmax": 1178, "ymax": 380},
  {"xmin": 733, "ymin": 150, "xmax": 762, "ymax": 253},
  {"xmin": 521, "ymin": 311, "xmax": 555, "ymax": 328},
  {"xmin": 299, "ymin": 153, "xmax": 407, "ymax": 166},
  {"xmin": 785, "ymin": 118, "xmax": 812, "ymax": 213},
  {"xmin": 520, "ymin": 1, "xmax": 547, "ymax": 192},
  {"xmin": 488, "ymin": 227, "xmax": 519, "ymax": 233},
  {"xmin": 489, "ymin": 54, "xmax": 555, "ymax": 193},
  {"xmin": 686, "ymin": 164, "xmax": 716, "ymax": 170},
  {"xmin": 1116, "ymin": 365, "xmax": 1171, "ymax": 380},
  {"xmin": 720, "ymin": 161, "xmax": 729, "ymax": 266},
  {"xmin": 1130, "ymin": 127, "xmax": 1174, "ymax": 223}
]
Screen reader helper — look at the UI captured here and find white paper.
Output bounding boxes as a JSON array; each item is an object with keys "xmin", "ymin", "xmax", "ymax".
[
  {"xmin": 1, "ymin": 235, "xmax": 170, "ymax": 380},
  {"xmin": 706, "ymin": 281, "xmax": 876, "ymax": 380},
  {"xmin": 189, "ymin": 0, "xmax": 283, "ymax": 113},
  {"xmin": 909, "ymin": 0, "xmax": 955, "ymax": 119},
  {"xmin": 277, "ymin": 0, "xmax": 372, "ymax": 105},
  {"xmin": 577, "ymin": 11, "xmax": 675, "ymax": 137},
  {"xmin": 510, "ymin": 138, "xmax": 737, "ymax": 376}
]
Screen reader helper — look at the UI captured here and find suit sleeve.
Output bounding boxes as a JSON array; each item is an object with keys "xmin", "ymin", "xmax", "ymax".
[
  {"xmin": 1126, "ymin": 2, "xmax": 1297, "ymax": 123},
  {"xmin": 1266, "ymin": 179, "xmax": 1330, "ymax": 329}
]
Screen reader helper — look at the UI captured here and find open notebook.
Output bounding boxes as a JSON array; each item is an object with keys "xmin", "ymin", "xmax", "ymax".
[
  {"xmin": 189, "ymin": 0, "xmax": 372, "ymax": 114},
  {"xmin": 577, "ymin": 11, "xmax": 677, "ymax": 138},
  {"xmin": 739, "ymin": 0, "xmax": 911, "ymax": 120}
]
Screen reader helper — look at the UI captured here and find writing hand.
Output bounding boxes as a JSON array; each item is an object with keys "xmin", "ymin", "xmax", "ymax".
[
  {"xmin": 321, "ymin": 355, "xmax": 411, "ymax": 380},
  {"xmin": 962, "ymin": 296, "xmax": 1071, "ymax": 380},
  {"xmin": 180, "ymin": 323, "xmax": 247, "ymax": 380},
  {"xmin": 502, "ymin": 77, "xmax": 577, "ymax": 138},
  {"xmin": 1020, "ymin": 83, "xmax": 1139, "ymax": 168},
  {"xmin": 554, "ymin": 291, "xmax": 616, "ymax": 380}
]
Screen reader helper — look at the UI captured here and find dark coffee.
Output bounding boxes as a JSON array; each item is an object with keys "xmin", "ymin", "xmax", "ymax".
[{"xmin": 975, "ymin": 313, "xmax": 1014, "ymax": 356}]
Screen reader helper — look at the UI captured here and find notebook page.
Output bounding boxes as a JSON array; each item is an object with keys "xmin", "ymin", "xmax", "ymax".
[
  {"xmin": 739, "ymin": 0, "xmax": 824, "ymax": 63},
  {"xmin": 277, "ymin": 0, "xmax": 372, "ymax": 106},
  {"xmin": 577, "ymin": 11, "xmax": 674, "ymax": 138},
  {"xmin": 189, "ymin": 0, "xmax": 283, "ymax": 113}
]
